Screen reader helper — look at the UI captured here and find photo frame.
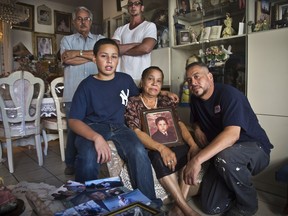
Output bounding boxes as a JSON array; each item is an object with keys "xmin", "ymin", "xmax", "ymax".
[
  {"xmin": 179, "ymin": 30, "xmax": 191, "ymax": 44},
  {"xmin": 255, "ymin": 0, "xmax": 270, "ymax": 23},
  {"xmin": 12, "ymin": 3, "xmax": 34, "ymax": 31},
  {"xmin": 33, "ymin": 32, "xmax": 56, "ymax": 58},
  {"xmin": 209, "ymin": 25, "xmax": 222, "ymax": 40},
  {"xmin": 54, "ymin": 10, "xmax": 72, "ymax": 35},
  {"xmin": 199, "ymin": 26, "xmax": 211, "ymax": 42},
  {"xmin": 177, "ymin": 0, "xmax": 191, "ymax": 14},
  {"xmin": 105, "ymin": 202, "xmax": 161, "ymax": 216},
  {"xmin": 37, "ymin": 5, "xmax": 52, "ymax": 25},
  {"xmin": 141, "ymin": 108, "xmax": 183, "ymax": 147},
  {"xmin": 278, "ymin": 3, "xmax": 288, "ymax": 20}
]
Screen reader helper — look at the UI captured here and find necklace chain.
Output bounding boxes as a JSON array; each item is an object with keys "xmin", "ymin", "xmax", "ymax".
[{"xmin": 140, "ymin": 95, "xmax": 158, "ymax": 109}]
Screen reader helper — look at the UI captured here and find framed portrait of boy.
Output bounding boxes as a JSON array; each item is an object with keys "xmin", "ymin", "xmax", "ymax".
[{"xmin": 141, "ymin": 108, "xmax": 183, "ymax": 147}]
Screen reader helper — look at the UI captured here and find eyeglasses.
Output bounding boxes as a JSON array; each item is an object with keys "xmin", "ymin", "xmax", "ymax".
[
  {"xmin": 127, "ymin": 1, "xmax": 142, "ymax": 7},
  {"xmin": 75, "ymin": 17, "xmax": 92, "ymax": 22}
]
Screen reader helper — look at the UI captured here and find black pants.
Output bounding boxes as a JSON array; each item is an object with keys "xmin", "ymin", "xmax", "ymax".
[
  {"xmin": 200, "ymin": 141, "xmax": 270, "ymax": 214},
  {"xmin": 148, "ymin": 144, "xmax": 189, "ymax": 179}
]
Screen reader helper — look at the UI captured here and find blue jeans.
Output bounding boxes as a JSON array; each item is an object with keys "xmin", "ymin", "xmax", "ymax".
[
  {"xmin": 74, "ymin": 122, "xmax": 158, "ymax": 201},
  {"xmin": 200, "ymin": 141, "xmax": 270, "ymax": 214},
  {"xmin": 64, "ymin": 102, "xmax": 77, "ymax": 167}
]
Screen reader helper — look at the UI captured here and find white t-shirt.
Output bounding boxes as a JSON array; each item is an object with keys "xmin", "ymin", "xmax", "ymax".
[{"xmin": 112, "ymin": 21, "xmax": 157, "ymax": 81}]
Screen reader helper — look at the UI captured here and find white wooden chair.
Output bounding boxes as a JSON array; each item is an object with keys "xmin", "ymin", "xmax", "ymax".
[
  {"xmin": 0, "ymin": 71, "xmax": 44, "ymax": 173},
  {"xmin": 42, "ymin": 77, "xmax": 67, "ymax": 161}
]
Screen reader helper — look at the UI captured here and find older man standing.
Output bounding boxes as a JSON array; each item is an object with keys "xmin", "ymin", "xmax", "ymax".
[{"xmin": 60, "ymin": 6, "xmax": 104, "ymax": 175}]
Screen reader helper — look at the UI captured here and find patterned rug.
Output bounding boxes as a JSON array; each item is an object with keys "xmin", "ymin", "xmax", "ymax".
[{"xmin": 8, "ymin": 181, "xmax": 65, "ymax": 216}]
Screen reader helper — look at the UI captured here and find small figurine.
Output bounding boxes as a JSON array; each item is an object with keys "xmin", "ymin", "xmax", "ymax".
[
  {"xmin": 222, "ymin": 13, "xmax": 236, "ymax": 37},
  {"xmin": 180, "ymin": 81, "xmax": 190, "ymax": 105},
  {"xmin": 254, "ymin": 20, "xmax": 263, "ymax": 32},
  {"xmin": 262, "ymin": 19, "xmax": 269, "ymax": 31}
]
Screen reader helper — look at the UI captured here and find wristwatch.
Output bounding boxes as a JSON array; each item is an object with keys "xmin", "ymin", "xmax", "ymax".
[{"xmin": 79, "ymin": 50, "xmax": 83, "ymax": 56}]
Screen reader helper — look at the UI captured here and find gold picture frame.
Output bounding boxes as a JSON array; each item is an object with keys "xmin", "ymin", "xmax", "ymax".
[
  {"xmin": 12, "ymin": 3, "xmax": 34, "ymax": 31},
  {"xmin": 105, "ymin": 202, "xmax": 161, "ymax": 216},
  {"xmin": 33, "ymin": 32, "xmax": 56, "ymax": 58},
  {"xmin": 141, "ymin": 108, "xmax": 183, "ymax": 147},
  {"xmin": 54, "ymin": 10, "xmax": 72, "ymax": 35}
]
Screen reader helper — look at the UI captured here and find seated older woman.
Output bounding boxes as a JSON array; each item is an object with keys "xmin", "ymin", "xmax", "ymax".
[{"xmin": 125, "ymin": 66, "xmax": 200, "ymax": 216}]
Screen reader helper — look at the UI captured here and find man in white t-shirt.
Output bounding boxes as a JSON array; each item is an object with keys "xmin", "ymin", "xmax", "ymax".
[{"xmin": 112, "ymin": 0, "xmax": 157, "ymax": 82}]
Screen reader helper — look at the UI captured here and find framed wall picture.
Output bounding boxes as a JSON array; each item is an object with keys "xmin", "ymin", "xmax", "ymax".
[
  {"xmin": 54, "ymin": 10, "xmax": 72, "ymax": 35},
  {"xmin": 179, "ymin": 30, "xmax": 191, "ymax": 44},
  {"xmin": 278, "ymin": 3, "xmax": 288, "ymax": 20},
  {"xmin": 12, "ymin": 3, "xmax": 34, "ymax": 31},
  {"xmin": 37, "ymin": 5, "xmax": 52, "ymax": 25},
  {"xmin": 33, "ymin": 32, "xmax": 56, "ymax": 58},
  {"xmin": 141, "ymin": 108, "xmax": 183, "ymax": 147}
]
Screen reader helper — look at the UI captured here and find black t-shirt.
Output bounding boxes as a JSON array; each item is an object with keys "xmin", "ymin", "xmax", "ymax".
[{"xmin": 190, "ymin": 83, "xmax": 273, "ymax": 155}]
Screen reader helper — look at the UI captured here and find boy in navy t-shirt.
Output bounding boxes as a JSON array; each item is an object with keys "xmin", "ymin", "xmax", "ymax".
[{"xmin": 68, "ymin": 38, "xmax": 160, "ymax": 205}]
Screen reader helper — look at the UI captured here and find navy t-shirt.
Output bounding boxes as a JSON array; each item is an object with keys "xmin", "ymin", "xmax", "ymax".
[
  {"xmin": 70, "ymin": 73, "xmax": 139, "ymax": 125},
  {"xmin": 190, "ymin": 83, "xmax": 273, "ymax": 155}
]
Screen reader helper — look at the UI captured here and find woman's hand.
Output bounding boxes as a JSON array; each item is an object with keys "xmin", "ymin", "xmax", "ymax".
[{"xmin": 159, "ymin": 145, "xmax": 177, "ymax": 171}]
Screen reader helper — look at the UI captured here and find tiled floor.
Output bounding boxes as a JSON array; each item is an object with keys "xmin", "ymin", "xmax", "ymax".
[{"xmin": 1, "ymin": 140, "xmax": 287, "ymax": 215}]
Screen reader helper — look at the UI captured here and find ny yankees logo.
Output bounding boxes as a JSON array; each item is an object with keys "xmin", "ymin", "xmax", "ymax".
[{"xmin": 120, "ymin": 89, "xmax": 129, "ymax": 106}]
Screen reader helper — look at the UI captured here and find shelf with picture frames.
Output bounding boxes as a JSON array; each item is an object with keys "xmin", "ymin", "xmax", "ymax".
[
  {"xmin": 172, "ymin": 34, "xmax": 245, "ymax": 50},
  {"xmin": 168, "ymin": 0, "xmax": 247, "ymax": 96},
  {"xmin": 175, "ymin": 2, "xmax": 244, "ymax": 25}
]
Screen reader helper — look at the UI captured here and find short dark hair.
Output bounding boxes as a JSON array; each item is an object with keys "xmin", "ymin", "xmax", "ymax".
[
  {"xmin": 141, "ymin": 66, "xmax": 164, "ymax": 81},
  {"xmin": 185, "ymin": 61, "xmax": 208, "ymax": 71},
  {"xmin": 155, "ymin": 116, "xmax": 168, "ymax": 125},
  {"xmin": 93, "ymin": 38, "xmax": 119, "ymax": 55}
]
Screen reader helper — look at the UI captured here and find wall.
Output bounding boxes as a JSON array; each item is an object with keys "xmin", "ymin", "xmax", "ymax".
[
  {"xmin": 11, "ymin": 0, "xmax": 103, "ymax": 62},
  {"xmin": 248, "ymin": 28, "xmax": 288, "ymax": 197}
]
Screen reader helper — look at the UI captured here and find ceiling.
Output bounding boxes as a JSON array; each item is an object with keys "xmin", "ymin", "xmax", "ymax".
[{"xmin": 45, "ymin": 0, "xmax": 101, "ymax": 9}]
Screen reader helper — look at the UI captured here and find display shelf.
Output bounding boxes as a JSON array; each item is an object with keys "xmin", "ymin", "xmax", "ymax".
[
  {"xmin": 172, "ymin": 34, "xmax": 246, "ymax": 50},
  {"xmin": 176, "ymin": 3, "xmax": 244, "ymax": 25}
]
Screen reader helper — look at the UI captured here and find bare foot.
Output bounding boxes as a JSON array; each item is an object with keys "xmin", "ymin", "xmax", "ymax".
[
  {"xmin": 168, "ymin": 205, "xmax": 200, "ymax": 216},
  {"xmin": 168, "ymin": 206, "xmax": 184, "ymax": 216}
]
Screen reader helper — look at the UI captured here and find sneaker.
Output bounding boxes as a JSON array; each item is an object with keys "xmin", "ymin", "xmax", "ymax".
[
  {"xmin": 223, "ymin": 206, "xmax": 257, "ymax": 216},
  {"xmin": 64, "ymin": 166, "xmax": 75, "ymax": 175}
]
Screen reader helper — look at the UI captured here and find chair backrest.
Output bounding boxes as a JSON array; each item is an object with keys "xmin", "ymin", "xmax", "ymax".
[
  {"xmin": 0, "ymin": 71, "xmax": 45, "ymax": 137},
  {"xmin": 50, "ymin": 77, "xmax": 66, "ymax": 129}
]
